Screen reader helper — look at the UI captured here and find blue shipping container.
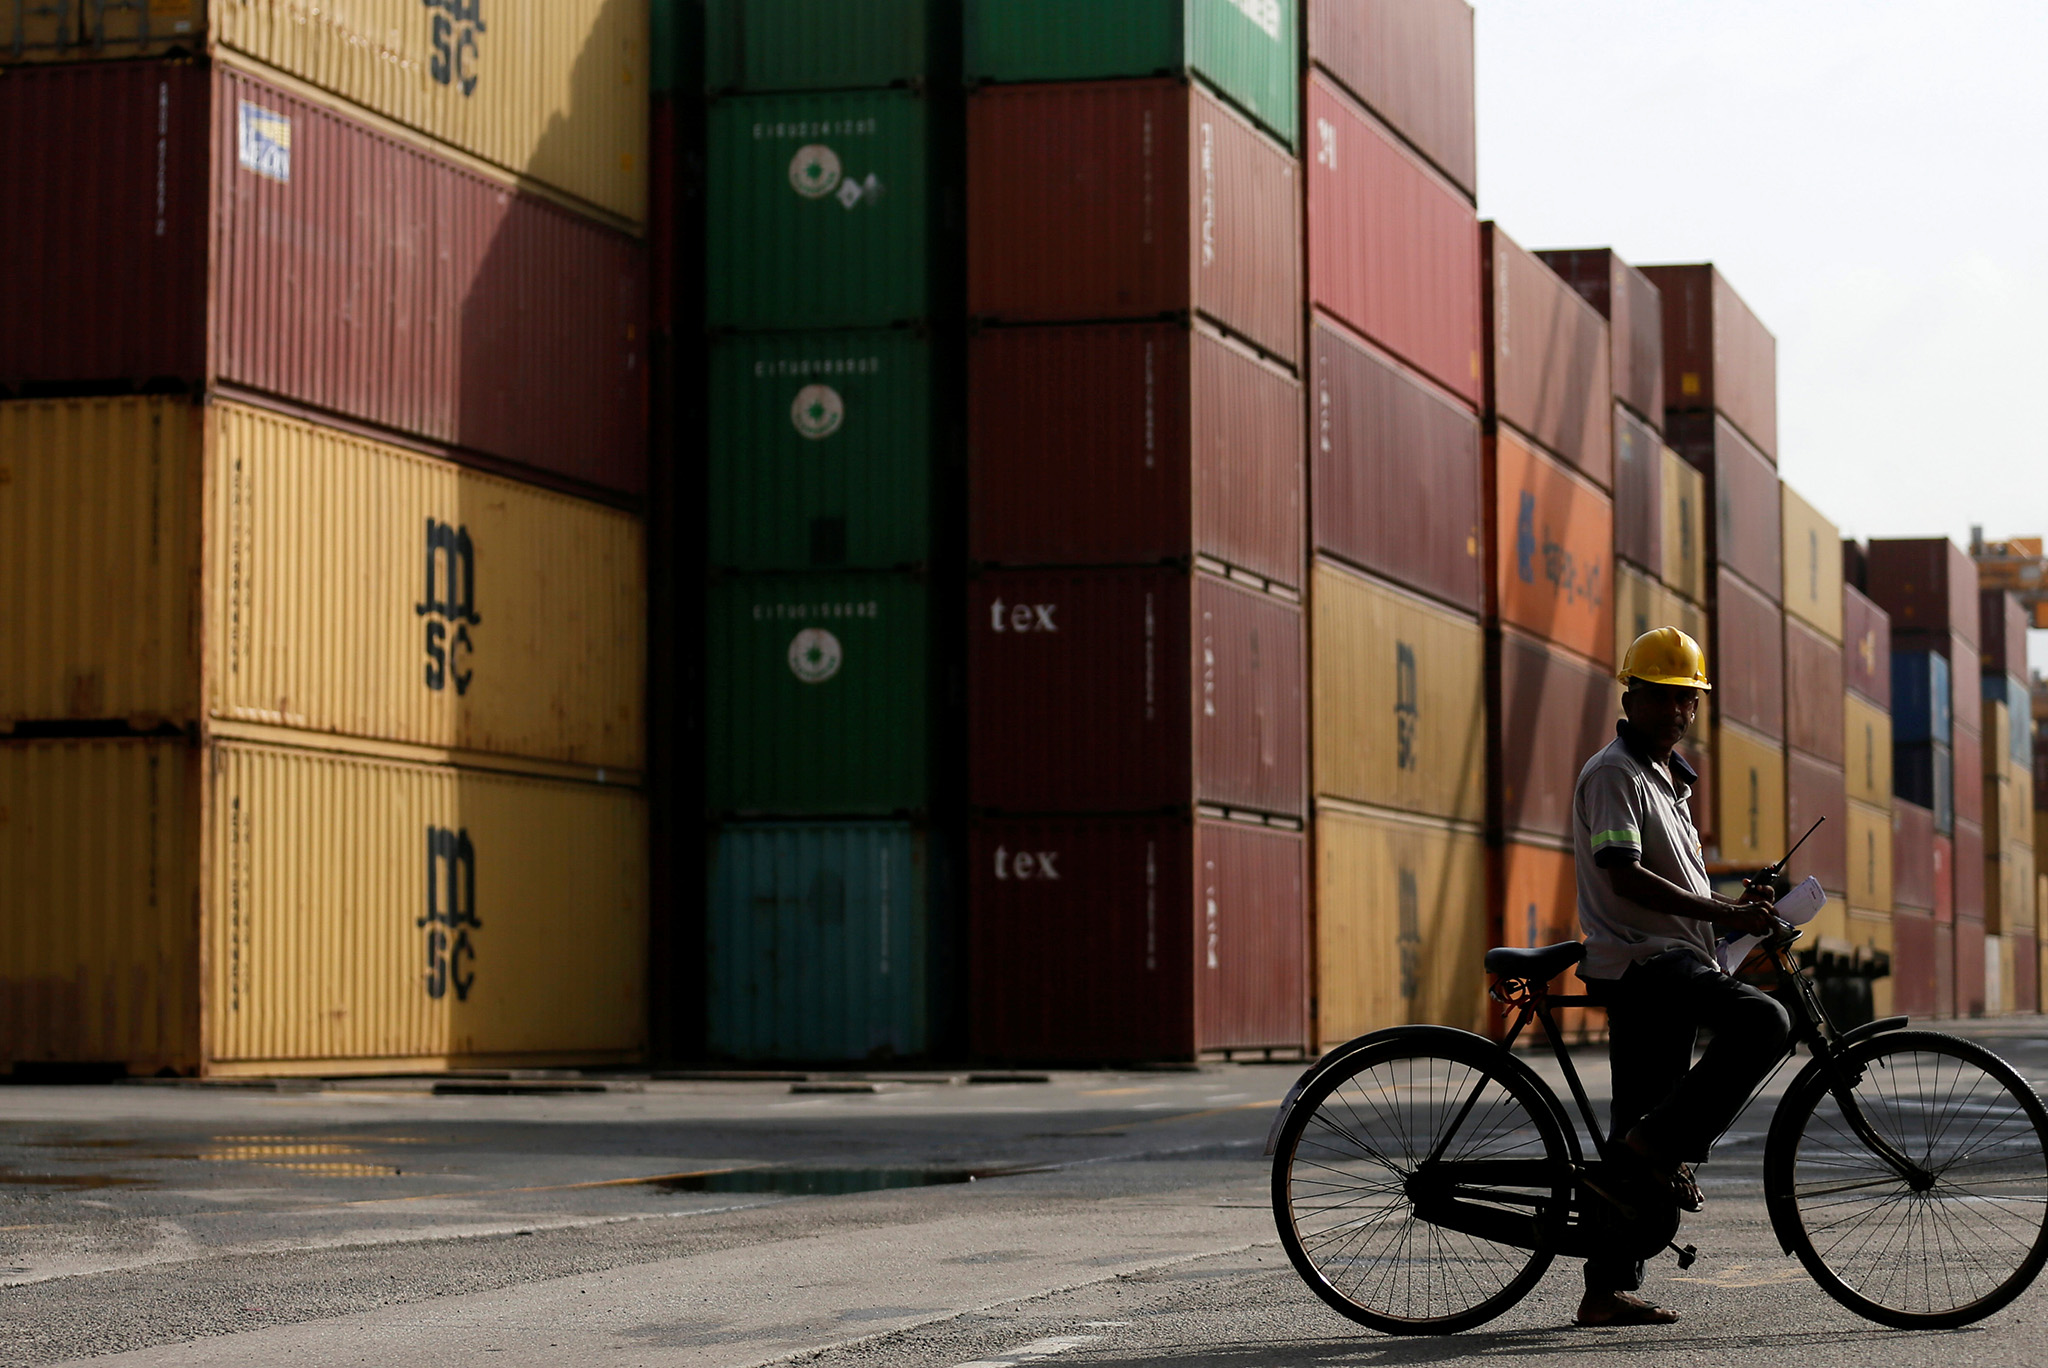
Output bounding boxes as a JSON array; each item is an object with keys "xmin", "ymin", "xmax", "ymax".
[
  {"xmin": 1983, "ymin": 672, "xmax": 2033, "ymax": 767},
  {"xmin": 708, "ymin": 822, "xmax": 928, "ymax": 1061},
  {"xmin": 1895, "ymin": 741, "xmax": 1955, "ymax": 834},
  {"xmin": 1892, "ymin": 651, "xmax": 1951, "ymax": 745}
]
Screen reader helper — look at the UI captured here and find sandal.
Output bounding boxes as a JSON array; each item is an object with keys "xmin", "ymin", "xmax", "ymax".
[{"xmin": 1575, "ymin": 1294, "xmax": 1680, "ymax": 1327}]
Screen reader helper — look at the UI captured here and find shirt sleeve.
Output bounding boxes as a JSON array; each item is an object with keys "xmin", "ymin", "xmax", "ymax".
[{"xmin": 1581, "ymin": 764, "xmax": 1645, "ymax": 864}]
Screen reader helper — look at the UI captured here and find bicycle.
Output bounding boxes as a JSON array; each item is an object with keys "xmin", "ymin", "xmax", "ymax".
[{"xmin": 1266, "ymin": 916, "xmax": 2048, "ymax": 1334}]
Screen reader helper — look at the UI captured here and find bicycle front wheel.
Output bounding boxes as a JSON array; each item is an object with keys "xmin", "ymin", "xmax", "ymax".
[
  {"xmin": 1271, "ymin": 1029, "xmax": 1571, "ymax": 1335},
  {"xmin": 1766, "ymin": 1030, "xmax": 2048, "ymax": 1328}
]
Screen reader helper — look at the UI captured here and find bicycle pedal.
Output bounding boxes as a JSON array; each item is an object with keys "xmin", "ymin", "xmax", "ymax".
[{"xmin": 1668, "ymin": 1242, "xmax": 1698, "ymax": 1270}]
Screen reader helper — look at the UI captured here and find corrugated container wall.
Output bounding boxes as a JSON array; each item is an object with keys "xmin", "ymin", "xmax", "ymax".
[
  {"xmin": 1866, "ymin": 539, "xmax": 1980, "ymax": 647},
  {"xmin": 1495, "ymin": 840, "xmax": 1605, "ymax": 1042},
  {"xmin": 1786, "ymin": 751, "xmax": 1849, "ymax": 893},
  {"xmin": 1781, "ymin": 486, "xmax": 1844, "ymax": 641},
  {"xmin": 1668, "ymin": 413, "xmax": 1781, "ymax": 603},
  {"xmin": 1311, "ymin": 317, "xmax": 1483, "ymax": 614},
  {"xmin": 1304, "ymin": 0, "xmax": 1475, "ymax": 198},
  {"xmin": 1642, "ymin": 263, "xmax": 1777, "ymax": 461},
  {"xmin": 1848, "ymin": 797, "xmax": 1893, "ymax": 913},
  {"xmin": 964, "ymin": 0, "xmax": 1302, "ymax": 150},
  {"xmin": 1535, "ymin": 248, "xmax": 1664, "ymax": 429},
  {"xmin": 1894, "ymin": 800, "xmax": 1938, "ymax": 911},
  {"xmin": 1714, "ymin": 569, "xmax": 1785, "ymax": 741},
  {"xmin": 1483, "ymin": 224, "xmax": 1612, "ymax": 487},
  {"xmin": 1612, "ymin": 406, "xmax": 1661, "ymax": 573},
  {"xmin": 703, "ymin": 0, "xmax": 936, "ymax": 92},
  {"xmin": 0, "ymin": 62, "xmax": 649, "ymax": 496},
  {"xmin": 1982, "ymin": 590, "xmax": 2030, "ymax": 681},
  {"xmin": 1304, "ymin": 72, "xmax": 1480, "ymax": 406},
  {"xmin": 0, "ymin": 397, "xmax": 646, "ymax": 772},
  {"xmin": 1661, "ymin": 445, "xmax": 1707, "ymax": 606},
  {"xmin": 1844, "ymin": 585, "xmax": 1892, "ymax": 707},
  {"xmin": 3, "ymin": 0, "xmax": 649, "ymax": 226},
  {"xmin": 1717, "ymin": 722, "xmax": 1787, "ymax": 867},
  {"xmin": 707, "ymin": 90, "xmax": 933, "ymax": 330},
  {"xmin": 1786, "ymin": 619, "xmax": 1846, "ymax": 764},
  {"xmin": 1486, "ymin": 429, "xmax": 1615, "ymax": 667},
  {"xmin": 1846, "ymin": 696, "xmax": 1894, "ymax": 809},
  {"xmin": 1893, "ymin": 652, "xmax": 1953, "ymax": 744},
  {"xmin": 706, "ymin": 823, "xmax": 929, "ymax": 1061},
  {"xmin": 1312, "ymin": 562, "xmax": 1486, "ymax": 824},
  {"xmin": 970, "ymin": 323, "xmax": 1304, "ymax": 587},
  {"xmin": 1492, "ymin": 629, "xmax": 1615, "ymax": 841}
]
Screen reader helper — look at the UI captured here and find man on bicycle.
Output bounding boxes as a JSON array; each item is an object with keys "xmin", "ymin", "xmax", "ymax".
[{"xmin": 1571, "ymin": 627, "xmax": 1790, "ymax": 1327}]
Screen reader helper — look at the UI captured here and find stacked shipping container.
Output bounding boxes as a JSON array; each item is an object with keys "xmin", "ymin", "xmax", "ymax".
[
  {"xmin": 1842, "ymin": 583, "xmax": 1900, "ymax": 1015},
  {"xmin": 1981, "ymin": 590, "xmax": 2036, "ymax": 1010},
  {"xmin": 1302, "ymin": 1, "xmax": 1491, "ymax": 1045},
  {"xmin": 1781, "ymin": 486, "xmax": 1850, "ymax": 952},
  {"xmin": 0, "ymin": 5, "xmax": 652, "ymax": 1075},
  {"xmin": 963, "ymin": 0, "xmax": 1310, "ymax": 1062}
]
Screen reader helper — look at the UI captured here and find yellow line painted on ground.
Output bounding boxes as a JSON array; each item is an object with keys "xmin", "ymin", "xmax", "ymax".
[
  {"xmin": 1072, "ymin": 1098, "xmax": 1283, "ymax": 1135},
  {"xmin": 330, "ymin": 1165, "xmax": 759, "ymax": 1207}
]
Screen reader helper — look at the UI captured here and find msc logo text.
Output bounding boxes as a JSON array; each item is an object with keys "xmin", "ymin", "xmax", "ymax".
[
  {"xmin": 416, "ymin": 519, "xmax": 481, "ymax": 695},
  {"xmin": 424, "ymin": 0, "xmax": 485, "ymax": 96}
]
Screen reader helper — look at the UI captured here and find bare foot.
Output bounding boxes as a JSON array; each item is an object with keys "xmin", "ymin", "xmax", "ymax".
[{"xmin": 1575, "ymin": 1290, "xmax": 1679, "ymax": 1326}]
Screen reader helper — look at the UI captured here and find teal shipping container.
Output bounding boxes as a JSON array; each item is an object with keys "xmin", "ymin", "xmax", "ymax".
[
  {"xmin": 703, "ymin": 0, "xmax": 942, "ymax": 92},
  {"xmin": 706, "ymin": 573, "xmax": 930, "ymax": 813},
  {"xmin": 652, "ymin": 0, "xmax": 688, "ymax": 94},
  {"xmin": 964, "ymin": 0, "xmax": 1299, "ymax": 149},
  {"xmin": 707, "ymin": 91, "xmax": 932, "ymax": 329},
  {"xmin": 709, "ymin": 331, "xmax": 933, "ymax": 570},
  {"xmin": 708, "ymin": 822, "xmax": 929, "ymax": 1060}
]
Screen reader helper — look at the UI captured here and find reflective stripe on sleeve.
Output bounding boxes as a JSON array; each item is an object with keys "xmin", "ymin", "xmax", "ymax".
[{"xmin": 1591, "ymin": 828, "xmax": 1641, "ymax": 850}]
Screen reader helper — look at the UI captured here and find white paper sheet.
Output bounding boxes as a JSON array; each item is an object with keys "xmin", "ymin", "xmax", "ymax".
[{"xmin": 1716, "ymin": 876, "xmax": 1827, "ymax": 973}]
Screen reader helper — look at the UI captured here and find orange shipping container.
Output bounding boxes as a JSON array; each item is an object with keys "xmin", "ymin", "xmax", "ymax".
[
  {"xmin": 1486, "ymin": 427, "xmax": 1614, "ymax": 665},
  {"xmin": 1495, "ymin": 840, "xmax": 1606, "ymax": 1043}
]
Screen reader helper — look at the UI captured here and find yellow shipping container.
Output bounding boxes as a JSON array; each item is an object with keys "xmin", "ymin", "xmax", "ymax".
[
  {"xmin": 1847, "ymin": 797, "xmax": 1893, "ymax": 915},
  {"xmin": 1715, "ymin": 720, "xmax": 1786, "ymax": 868},
  {"xmin": 1846, "ymin": 906, "xmax": 1894, "ymax": 1018},
  {"xmin": 0, "ymin": 397, "xmax": 644, "ymax": 774},
  {"xmin": 1615, "ymin": 560, "xmax": 1656, "ymax": 667},
  {"xmin": 0, "ymin": 736, "xmax": 646, "ymax": 1074},
  {"xmin": 1844, "ymin": 694, "xmax": 1893, "ymax": 809},
  {"xmin": 1311, "ymin": 560, "xmax": 1485, "ymax": 824},
  {"xmin": 1660, "ymin": 444, "xmax": 1707, "ymax": 606},
  {"xmin": 2016, "ymin": 759, "xmax": 2036, "ymax": 851},
  {"xmin": 3, "ymin": 0, "xmax": 647, "ymax": 228},
  {"xmin": 1779, "ymin": 483, "xmax": 1843, "ymax": 641},
  {"xmin": 1315, "ymin": 802, "xmax": 1488, "ymax": 1043},
  {"xmin": 1988, "ymin": 842, "xmax": 2036, "ymax": 935}
]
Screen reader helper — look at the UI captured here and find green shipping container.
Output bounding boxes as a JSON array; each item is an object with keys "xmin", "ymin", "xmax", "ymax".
[
  {"xmin": 707, "ymin": 91, "xmax": 932, "ymax": 329},
  {"xmin": 706, "ymin": 573, "xmax": 929, "ymax": 813},
  {"xmin": 709, "ymin": 331, "xmax": 932, "ymax": 571},
  {"xmin": 708, "ymin": 821, "xmax": 929, "ymax": 1060},
  {"xmin": 702, "ymin": 0, "xmax": 939, "ymax": 93},
  {"xmin": 964, "ymin": 0, "xmax": 1299, "ymax": 149}
]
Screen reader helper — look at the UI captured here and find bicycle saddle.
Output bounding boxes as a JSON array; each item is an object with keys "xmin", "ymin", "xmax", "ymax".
[{"xmin": 1483, "ymin": 941, "xmax": 1586, "ymax": 980}]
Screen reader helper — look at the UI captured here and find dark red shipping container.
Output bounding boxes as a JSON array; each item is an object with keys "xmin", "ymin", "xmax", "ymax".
[
  {"xmin": 1482, "ymin": 224, "xmax": 1612, "ymax": 487},
  {"xmin": 1954, "ymin": 725, "xmax": 1984, "ymax": 826},
  {"xmin": 1713, "ymin": 568, "xmax": 1786, "ymax": 742},
  {"xmin": 969, "ymin": 570, "xmax": 1305, "ymax": 816},
  {"xmin": 969, "ymin": 322, "xmax": 1302, "ymax": 586},
  {"xmin": 1866, "ymin": 539, "xmax": 1980, "ymax": 648},
  {"xmin": 2015, "ymin": 930, "xmax": 2039, "ymax": 1014},
  {"xmin": 1982, "ymin": 590, "xmax": 2029, "ymax": 682},
  {"xmin": 1893, "ymin": 799, "xmax": 1937, "ymax": 911},
  {"xmin": 1954, "ymin": 914, "xmax": 1986, "ymax": 1018},
  {"xmin": 1786, "ymin": 618, "xmax": 1846, "ymax": 763},
  {"xmin": 0, "ymin": 61, "xmax": 648, "ymax": 497},
  {"xmin": 1306, "ymin": 0, "xmax": 1476, "ymax": 200},
  {"xmin": 1305, "ymin": 72, "xmax": 1481, "ymax": 408},
  {"xmin": 968, "ymin": 816, "xmax": 1308, "ymax": 1060},
  {"xmin": 1843, "ymin": 584, "xmax": 1892, "ymax": 708},
  {"xmin": 1935, "ymin": 834, "xmax": 1955, "ymax": 924},
  {"xmin": 1668, "ymin": 412, "xmax": 1781, "ymax": 604},
  {"xmin": 1641, "ymin": 263, "xmax": 1778, "ymax": 462},
  {"xmin": 1891, "ymin": 909, "xmax": 1938, "ymax": 1017},
  {"xmin": 1490, "ymin": 628, "xmax": 1615, "ymax": 841},
  {"xmin": 967, "ymin": 80, "xmax": 1302, "ymax": 368},
  {"xmin": 1611, "ymin": 404, "xmax": 1663, "ymax": 574},
  {"xmin": 1951, "ymin": 633, "xmax": 1984, "ymax": 738},
  {"xmin": 1785, "ymin": 752, "xmax": 1849, "ymax": 894},
  {"xmin": 1310, "ymin": 314, "xmax": 1483, "ymax": 614},
  {"xmin": 1536, "ymin": 247, "xmax": 1665, "ymax": 431},
  {"xmin": 1955, "ymin": 819, "xmax": 1986, "ymax": 925}
]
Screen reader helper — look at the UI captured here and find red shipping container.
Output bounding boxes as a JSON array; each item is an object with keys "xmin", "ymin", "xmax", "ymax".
[
  {"xmin": 968, "ymin": 815, "xmax": 1307, "ymax": 1060},
  {"xmin": 1892, "ymin": 910, "xmax": 1938, "ymax": 1017},
  {"xmin": 1955, "ymin": 916, "xmax": 1986, "ymax": 1018},
  {"xmin": 1310, "ymin": 314, "xmax": 1483, "ymax": 614},
  {"xmin": 1982, "ymin": 590, "xmax": 2029, "ymax": 682},
  {"xmin": 0, "ymin": 62, "xmax": 647, "ymax": 497},
  {"xmin": 1668, "ymin": 412, "xmax": 1781, "ymax": 604},
  {"xmin": 1952, "ymin": 635, "xmax": 1985, "ymax": 737},
  {"xmin": 1486, "ymin": 428, "xmax": 1615, "ymax": 667},
  {"xmin": 1894, "ymin": 802, "xmax": 1937, "ymax": 911},
  {"xmin": 1935, "ymin": 834, "xmax": 1954, "ymax": 924},
  {"xmin": 969, "ymin": 570, "xmax": 1305, "ymax": 816},
  {"xmin": 1955, "ymin": 726, "xmax": 1985, "ymax": 826},
  {"xmin": 1611, "ymin": 404, "xmax": 1663, "ymax": 574},
  {"xmin": 2014, "ymin": 930, "xmax": 2039, "ymax": 1014},
  {"xmin": 1483, "ymin": 224, "xmax": 1612, "ymax": 488},
  {"xmin": 1954, "ymin": 819, "xmax": 1986, "ymax": 921},
  {"xmin": 1935, "ymin": 921, "xmax": 1957, "ymax": 1017},
  {"xmin": 969, "ymin": 322, "xmax": 1302, "ymax": 586},
  {"xmin": 1866, "ymin": 539, "xmax": 1980, "ymax": 648},
  {"xmin": 967, "ymin": 80, "xmax": 1302, "ymax": 368},
  {"xmin": 1785, "ymin": 618, "xmax": 1846, "ymax": 763},
  {"xmin": 1641, "ymin": 263, "xmax": 1778, "ymax": 462},
  {"xmin": 1713, "ymin": 568, "xmax": 1786, "ymax": 742},
  {"xmin": 1785, "ymin": 752, "xmax": 1849, "ymax": 894},
  {"xmin": 1491, "ymin": 628, "xmax": 1616, "ymax": 842},
  {"xmin": 1843, "ymin": 584, "xmax": 1892, "ymax": 708},
  {"xmin": 1536, "ymin": 248, "xmax": 1665, "ymax": 432},
  {"xmin": 1305, "ymin": 72, "xmax": 1481, "ymax": 407},
  {"xmin": 1306, "ymin": 0, "xmax": 1476, "ymax": 200}
]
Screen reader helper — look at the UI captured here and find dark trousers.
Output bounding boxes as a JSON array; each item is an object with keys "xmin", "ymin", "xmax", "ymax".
[{"xmin": 1581, "ymin": 948, "xmax": 1792, "ymax": 1293}]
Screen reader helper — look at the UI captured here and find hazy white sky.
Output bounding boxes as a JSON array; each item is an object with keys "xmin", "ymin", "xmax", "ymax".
[{"xmin": 1473, "ymin": 0, "xmax": 2048, "ymax": 670}]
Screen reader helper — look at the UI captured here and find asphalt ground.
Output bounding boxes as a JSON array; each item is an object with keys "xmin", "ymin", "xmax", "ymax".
[{"xmin": 4, "ymin": 1020, "xmax": 2047, "ymax": 1367}]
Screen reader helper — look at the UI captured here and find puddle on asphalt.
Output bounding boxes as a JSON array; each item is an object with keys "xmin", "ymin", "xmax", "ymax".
[
  {"xmin": 0, "ymin": 1167, "xmax": 155, "ymax": 1190},
  {"xmin": 651, "ymin": 1165, "xmax": 1052, "ymax": 1196}
]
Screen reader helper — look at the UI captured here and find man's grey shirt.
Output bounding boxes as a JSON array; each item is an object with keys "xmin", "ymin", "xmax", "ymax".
[{"xmin": 1573, "ymin": 722, "xmax": 1717, "ymax": 979}]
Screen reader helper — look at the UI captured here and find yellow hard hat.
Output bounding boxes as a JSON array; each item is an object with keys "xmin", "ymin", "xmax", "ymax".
[{"xmin": 1617, "ymin": 627, "xmax": 1712, "ymax": 690}]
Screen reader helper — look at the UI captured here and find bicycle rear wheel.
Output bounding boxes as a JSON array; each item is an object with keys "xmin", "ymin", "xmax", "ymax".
[
  {"xmin": 1271, "ymin": 1029, "xmax": 1572, "ymax": 1335},
  {"xmin": 1766, "ymin": 1030, "xmax": 2048, "ymax": 1328}
]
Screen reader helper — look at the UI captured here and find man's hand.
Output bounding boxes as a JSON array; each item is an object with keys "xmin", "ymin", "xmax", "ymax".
[{"xmin": 1714, "ymin": 884, "xmax": 1777, "ymax": 938}]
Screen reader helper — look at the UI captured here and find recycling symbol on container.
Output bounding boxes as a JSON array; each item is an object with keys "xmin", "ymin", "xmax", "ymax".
[
  {"xmin": 788, "ymin": 628, "xmax": 843, "ymax": 684},
  {"xmin": 791, "ymin": 384, "xmax": 845, "ymax": 440}
]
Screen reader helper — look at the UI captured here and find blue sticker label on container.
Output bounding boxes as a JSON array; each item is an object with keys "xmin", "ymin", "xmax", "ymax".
[{"xmin": 237, "ymin": 102, "xmax": 291, "ymax": 183}]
